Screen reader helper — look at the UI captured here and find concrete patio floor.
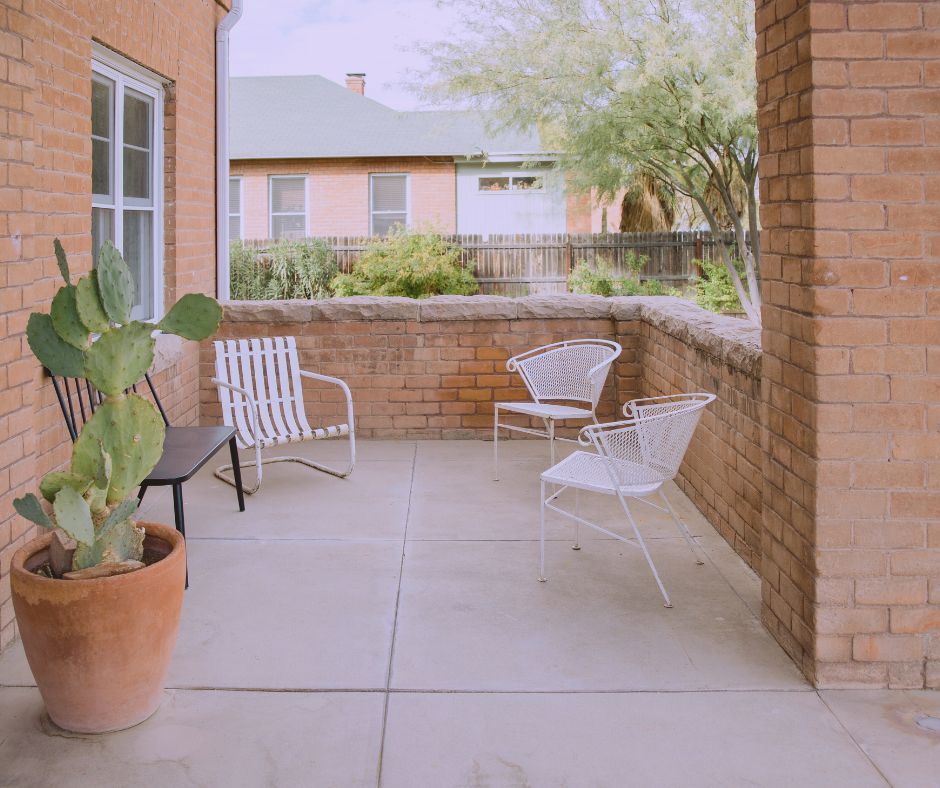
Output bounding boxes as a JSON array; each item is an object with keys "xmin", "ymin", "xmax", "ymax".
[{"xmin": 1, "ymin": 439, "xmax": 938, "ymax": 786}]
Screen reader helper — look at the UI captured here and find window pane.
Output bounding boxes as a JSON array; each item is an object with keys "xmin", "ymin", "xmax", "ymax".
[
  {"xmin": 229, "ymin": 177, "xmax": 241, "ymax": 214},
  {"xmin": 123, "ymin": 90, "xmax": 152, "ymax": 150},
  {"xmin": 272, "ymin": 214, "xmax": 305, "ymax": 240},
  {"xmin": 229, "ymin": 214, "xmax": 241, "ymax": 241},
  {"xmin": 513, "ymin": 176, "xmax": 542, "ymax": 191},
  {"xmin": 92, "ymin": 78, "xmax": 112, "ymax": 139},
  {"xmin": 92, "ymin": 139, "xmax": 112, "ymax": 199},
  {"xmin": 479, "ymin": 177, "xmax": 510, "ymax": 192},
  {"xmin": 371, "ymin": 175, "xmax": 407, "ymax": 212},
  {"xmin": 372, "ymin": 213, "xmax": 406, "ymax": 236},
  {"xmin": 123, "ymin": 146, "xmax": 151, "ymax": 202},
  {"xmin": 123, "ymin": 210, "xmax": 153, "ymax": 320},
  {"xmin": 92, "ymin": 207, "xmax": 114, "ymax": 264},
  {"xmin": 271, "ymin": 178, "xmax": 304, "ymax": 214}
]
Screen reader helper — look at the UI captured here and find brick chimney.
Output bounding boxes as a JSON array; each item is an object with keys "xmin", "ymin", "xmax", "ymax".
[{"xmin": 345, "ymin": 73, "xmax": 366, "ymax": 96}]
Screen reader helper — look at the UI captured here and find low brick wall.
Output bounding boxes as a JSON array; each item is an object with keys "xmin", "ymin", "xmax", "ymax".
[{"xmin": 200, "ymin": 296, "xmax": 761, "ymax": 569}]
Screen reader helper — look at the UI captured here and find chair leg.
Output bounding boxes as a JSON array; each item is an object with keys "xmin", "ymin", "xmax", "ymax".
[
  {"xmin": 229, "ymin": 437, "xmax": 246, "ymax": 512},
  {"xmin": 572, "ymin": 488, "xmax": 581, "ymax": 550},
  {"xmin": 172, "ymin": 483, "xmax": 189, "ymax": 590},
  {"xmin": 493, "ymin": 406, "xmax": 500, "ymax": 481},
  {"xmin": 659, "ymin": 487, "xmax": 705, "ymax": 566},
  {"xmin": 616, "ymin": 491, "xmax": 671, "ymax": 608},
  {"xmin": 539, "ymin": 478, "xmax": 547, "ymax": 582},
  {"xmin": 137, "ymin": 485, "xmax": 147, "ymax": 504},
  {"xmin": 548, "ymin": 418, "xmax": 556, "ymax": 466}
]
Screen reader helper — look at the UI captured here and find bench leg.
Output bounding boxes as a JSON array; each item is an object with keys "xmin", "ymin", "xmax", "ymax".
[
  {"xmin": 172, "ymin": 483, "xmax": 189, "ymax": 589},
  {"xmin": 229, "ymin": 437, "xmax": 246, "ymax": 512}
]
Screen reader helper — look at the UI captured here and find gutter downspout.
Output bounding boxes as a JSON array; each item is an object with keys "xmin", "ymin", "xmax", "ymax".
[{"xmin": 216, "ymin": 0, "xmax": 243, "ymax": 301}]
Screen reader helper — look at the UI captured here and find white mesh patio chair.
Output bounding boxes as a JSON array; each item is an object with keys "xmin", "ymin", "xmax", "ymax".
[
  {"xmin": 493, "ymin": 339, "xmax": 621, "ymax": 480},
  {"xmin": 212, "ymin": 336, "xmax": 355, "ymax": 494},
  {"xmin": 538, "ymin": 392, "xmax": 716, "ymax": 608}
]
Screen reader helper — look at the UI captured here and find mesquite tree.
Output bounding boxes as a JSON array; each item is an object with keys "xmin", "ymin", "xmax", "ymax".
[{"xmin": 413, "ymin": 0, "xmax": 762, "ymax": 323}]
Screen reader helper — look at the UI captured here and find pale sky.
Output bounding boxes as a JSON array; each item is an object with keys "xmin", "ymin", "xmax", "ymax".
[{"xmin": 229, "ymin": 0, "xmax": 459, "ymax": 111}]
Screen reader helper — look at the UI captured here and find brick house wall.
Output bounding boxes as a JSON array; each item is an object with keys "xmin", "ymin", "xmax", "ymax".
[
  {"xmin": 231, "ymin": 157, "xmax": 600, "ymax": 239},
  {"xmin": 0, "ymin": 0, "xmax": 225, "ymax": 652},
  {"xmin": 758, "ymin": 0, "xmax": 940, "ymax": 687}
]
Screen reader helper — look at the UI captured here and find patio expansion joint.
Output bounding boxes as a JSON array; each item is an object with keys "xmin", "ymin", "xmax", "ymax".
[
  {"xmin": 375, "ymin": 441, "xmax": 418, "ymax": 788},
  {"xmin": 815, "ymin": 691, "xmax": 893, "ymax": 787}
]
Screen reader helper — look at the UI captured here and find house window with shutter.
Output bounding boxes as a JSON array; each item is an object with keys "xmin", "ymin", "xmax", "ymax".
[
  {"xmin": 229, "ymin": 177, "xmax": 243, "ymax": 241},
  {"xmin": 91, "ymin": 48, "xmax": 164, "ymax": 321},
  {"xmin": 269, "ymin": 176, "xmax": 306, "ymax": 239},
  {"xmin": 370, "ymin": 174, "xmax": 409, "ymax": 236}
]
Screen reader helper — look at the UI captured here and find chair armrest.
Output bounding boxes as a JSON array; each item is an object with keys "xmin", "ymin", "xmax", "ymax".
[
  {"xmin": 211, "ymin": 377, "xmax": 261, "ymax": 443},
  {"xmin": 622, "ymin": 393, "xmax": 687, "ymax": 417},
  {"xmin": 299, "ymin": 370, "xmax": 355, "ymax": 429}
]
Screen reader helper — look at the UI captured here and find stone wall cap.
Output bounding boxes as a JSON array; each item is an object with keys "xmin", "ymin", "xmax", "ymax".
[
  {"xmin": 516, "ymin": 294, "xmax": 612, "ymax": 319},
  {"xmin": 310, "ymin": 296, "xmax": 419, "ymax": 321},
  {"xmin": 224, "ymin": 300, "xmax": 316, "ymax": 323},
  {"xmin": 418, "ymin": 295, "xmax": 518, "ymax": 321}
]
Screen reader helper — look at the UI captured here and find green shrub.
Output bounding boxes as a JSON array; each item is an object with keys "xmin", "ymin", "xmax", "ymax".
[
  {"xmin": 229, "ymin": 239, "xmax": 338, "ymax": 300},
  {"xmin": 568, "ymin": 253, "xmax": 679, "ymax": 297},
  {"xmin": 694, "ymin": 258, "xmax": 744, "ymax": 314},
  {"xmin": 331, "ymin": 229, "xmax": 478, "ymax": 298}
]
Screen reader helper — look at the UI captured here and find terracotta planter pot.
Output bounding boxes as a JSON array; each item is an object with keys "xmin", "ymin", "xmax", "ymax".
[{"xmin": 10, "ymin": 522, "xmax": 186, "ymax": 734}]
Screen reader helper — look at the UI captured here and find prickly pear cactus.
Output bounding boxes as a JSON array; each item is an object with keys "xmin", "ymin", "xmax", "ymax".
[{"xmin": 12, "ymin": 238, "xmax": 223, "ymax": 575}]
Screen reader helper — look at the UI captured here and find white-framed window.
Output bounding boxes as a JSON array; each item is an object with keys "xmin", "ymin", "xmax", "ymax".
[
  {"xmin": 91, "ymin": 46, "xmax": 164, "ymax": 321},
  {"xmin": 269, "ymin": 175, "xmax": 307, "ymax": 239},
  {"xmin": 478, "ymin": 174, "xmax": 544, "ymax": 192},
  {"xmin": 370, "ymin": 173, "xmax": 409, "ymax": 236},
  {"xmin": 229, "ymin": 176, "xmax": 243, "ymax": 241}
]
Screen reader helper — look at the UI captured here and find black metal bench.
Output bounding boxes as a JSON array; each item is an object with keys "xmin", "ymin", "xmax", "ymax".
[{"xmin": 49, "ymin": 371, "xmax": 246, "ymax": 539}]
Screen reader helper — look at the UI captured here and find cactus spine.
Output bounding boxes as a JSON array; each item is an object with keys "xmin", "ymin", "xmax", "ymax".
[{"xmin": 13, "ymin": 240, "xmax": 222, "ymax": 575}]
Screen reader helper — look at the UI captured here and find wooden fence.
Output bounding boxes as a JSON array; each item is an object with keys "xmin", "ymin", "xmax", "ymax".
[{"xmin": 240, "ymin": 231, "xmax": 741, "ymax": 296}]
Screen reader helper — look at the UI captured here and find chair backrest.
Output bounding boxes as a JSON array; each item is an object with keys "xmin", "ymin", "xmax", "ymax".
[
  {"xmin": 50, "ymin": 372, "xmax": 169, "ymax": 443},
  {"xmin": 587, "ymin": 393, "xmax": 715, "ymax": 487},
  {"xmin": 508, "ymin": 339, "xmax": 621, "ymax": 408},
  {"xmin": 213, "ymin": 336, "xmax": 312, "ymax": 448}
]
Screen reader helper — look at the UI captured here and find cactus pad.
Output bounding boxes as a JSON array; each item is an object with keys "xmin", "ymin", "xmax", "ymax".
[
  {"xmin": 72, "ymin": 519, "xmax": 144, "ymax": 569},
  {"xmin": 75, "ymin": 272, "xmax": 110, "ymax": 333},
  {"xmin": 51, "ymin": 285, "xmax": 92, "ymax": 350},
  {"xmin": 14, "ymin": 493, "xmax": 54, "ymax": 528},
  {"xmin": 83, "ymin": 321, "xmax": 155, "ymax": 396},
  {"xmin": 96, "ymin": 241, "xmax": 135, "ymax": 324},
  {"xmin": 158, "ymin": 293, "xmax": 223, "ymax": 340},
  {"xmin": 72, "ymin": 394, "xmax": 165, "ymax": 505},
  {"xmin": 100, "ymin": 498, "xmax": 139, "ymax": 536},
  {"xmin": 39, "ymin": 471, "xmax": 93, "ymax": 503},
  {"xmin": 54, "ymin": 238, "xmax": 70, "ymax": 285},
  {"xmin": 52, "ymin": 486, "xmax": 95, "ymax": 545},
  {"xmin": 26, "ymin": 312, "xmax": 84, "ymax": 378}
]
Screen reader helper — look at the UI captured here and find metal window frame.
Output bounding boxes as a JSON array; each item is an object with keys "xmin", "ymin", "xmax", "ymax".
[
  {"xmin": 268, "ymin": 175, "xmax": 308, "ymax": 238},
  {"xmin": 229, "ymin": 176, "xmax": 243, "ymax": 241},
  {"xmin": 369, "ymin": 173, "xmax": 410, "ymax": 236},
  {"xmin": 91, "ymin": 44, "xmax": 165, "ymax": 322}
]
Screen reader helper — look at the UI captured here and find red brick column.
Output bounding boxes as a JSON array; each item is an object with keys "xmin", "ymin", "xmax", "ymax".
[{"xmin": 758, "ymin": 0, "xmax": 940, "ymax": 687}]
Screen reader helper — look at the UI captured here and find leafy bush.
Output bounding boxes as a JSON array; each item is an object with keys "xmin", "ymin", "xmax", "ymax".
[
  {"xmin": 694, "ymin": 259, "xmax": 744, "ymax": 314},
  {"xmin": 332, "ymin": 229, "xmax": 478, "ymax": 298},
  {"xmin": 568, "ymin": 253, "xmax": 679, "ymax": 297},
  {"xmin": 230, "ymin": 239, "xmax": 338, "ymax": 300}
]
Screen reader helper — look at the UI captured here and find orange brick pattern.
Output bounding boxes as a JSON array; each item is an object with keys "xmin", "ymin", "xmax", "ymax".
[
  {"xmin": 0, "ymin": 0, "xmax": 226, "ymax": 652},
  {"xmin": 759, "ymin": 0, "xmax": 940, "ymax": 687},
  {"xmin": 639, "ymin": 323, "xmax": 763, "ymax": 571},
  {"xmin": 201, "ymin": 316, "xmax": 632, "ymax": 439}
]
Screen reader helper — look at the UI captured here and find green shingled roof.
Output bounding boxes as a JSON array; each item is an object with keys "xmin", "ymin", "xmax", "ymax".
[{"xmin": 229, "ymin": 75, "xmax": 547, "ymax": 160}]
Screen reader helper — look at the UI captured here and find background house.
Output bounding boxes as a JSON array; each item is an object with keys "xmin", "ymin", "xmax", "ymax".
[{"xmin": 229, "ymin": 74, "xmax": 600, "ymax": 239}]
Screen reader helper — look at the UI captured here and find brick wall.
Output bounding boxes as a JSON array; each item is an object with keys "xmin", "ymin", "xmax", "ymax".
[
  {"xmin": 232, "ymin": 157, "xmax": 459, "ymax": 238},
  {"xmin": 0, "ymin": 0, "xmax": 225, "ymax": 652},
  {"xmin": 758, "ymin": 0, "xmax": 940, "ymax": 688},
  {"xmin": 201, "ymin": 296, "xmax": 763, "ymax": 572}
]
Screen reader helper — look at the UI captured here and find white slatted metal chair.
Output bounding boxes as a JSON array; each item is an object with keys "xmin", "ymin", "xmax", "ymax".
[
  {"xmin": 212, "ymin": 336, "xmax": 355, "ymax": 494},
  {"xmin": 493, "ymin": 339, "xmax": 621, "ymax": 480},
  {"xmin": 538, "ymin": 392, "xmax": 716, "ymax": 608}
]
